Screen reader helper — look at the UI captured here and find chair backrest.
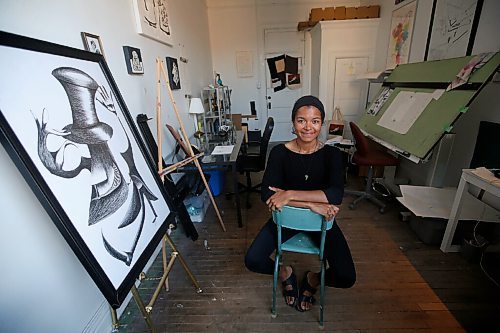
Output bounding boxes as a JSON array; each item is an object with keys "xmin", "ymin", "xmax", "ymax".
[
  {"xmin": 259, "ymin": 117, "xmax": 274, "ymax": 168},
  {"xmin": 349, "ymin": 121, "xmax": 370, "ymax": 156},
  {"xmin": 273, "ymin": 206, "xmax": 334, "ymax": 260},
  {"xmin": 272, "ymin": 206, "xmax": 334, "ymax": 232},
  {"xmin": 166, "ymin": 124, "xmax": 191, "ymax": 157}
]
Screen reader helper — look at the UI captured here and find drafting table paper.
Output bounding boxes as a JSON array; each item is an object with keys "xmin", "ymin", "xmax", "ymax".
[
  {"xmin": 377, "ymin": 91, "xmax": 433, "ymax": 134},
  {"xmin": 397, "ymin": 185, "xmax": 500, "ymax": 222},
  {"xmin": 211, "ymin": 145, "xmax": 234, "ymax": 155}
]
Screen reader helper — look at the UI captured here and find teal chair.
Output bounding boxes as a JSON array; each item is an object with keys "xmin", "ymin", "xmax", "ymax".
[{"xmin": 271, "ymin": 205, "xmax": 334, "ymax": 328}]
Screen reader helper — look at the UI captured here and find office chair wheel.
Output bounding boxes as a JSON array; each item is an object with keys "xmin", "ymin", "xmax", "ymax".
[
  {"xmin": 271, "ymin": 313, "xmax": 277, "ymax": 319},
  {"xmin": 379, "ymin": 207, "xmax": 386, "ymax": 214},
  {"xmin": 349, "ymin": 203, "xmax": 355, "ymax": 210}
]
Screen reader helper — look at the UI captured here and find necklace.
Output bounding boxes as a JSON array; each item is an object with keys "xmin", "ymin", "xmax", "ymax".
[{"xmin": 295, "ymin": 139, "xmax": 318, "ymax": 181}]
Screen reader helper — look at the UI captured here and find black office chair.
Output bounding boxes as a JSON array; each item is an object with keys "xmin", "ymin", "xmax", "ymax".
[{"xmin": 236, "ymin": 117, "xmax": 274, "ymax": 208}]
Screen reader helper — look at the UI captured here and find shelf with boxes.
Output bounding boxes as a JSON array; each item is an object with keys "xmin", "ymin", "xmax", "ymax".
[{"xmin": 298, "ymin": 5, "xmax": 380, "ymax": 31}]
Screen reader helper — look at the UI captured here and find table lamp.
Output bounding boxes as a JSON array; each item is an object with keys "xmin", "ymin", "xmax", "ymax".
[{"xmin": 188, "ymin": 97, "xmax": 205, "ymax": 145}]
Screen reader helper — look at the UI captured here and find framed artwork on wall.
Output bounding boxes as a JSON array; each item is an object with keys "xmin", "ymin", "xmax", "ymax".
[
  {"xmin": 424, "ymin": 0, "xmax": 484, "ymax": 61},
  {"xmin": 123, "ymin": 46, "xmax": 144, "ymax": 74},
  {"xmin": 132, "ymin": 0, "xmax": 173, "ymax": 46},
  {"xmin": 0, "ymin": 31, "xmax": 174, "ymax": 308},
  {"xmin": 165, "ymin": 56, "xmax": 181, "ymax": 90},
  {"xmin": 386, "ymin": 0, "xmax": 417, "ymax": 69},
  {"xmin": 81, "ymin": 32, "xmax": 105, "ymax": 58}
]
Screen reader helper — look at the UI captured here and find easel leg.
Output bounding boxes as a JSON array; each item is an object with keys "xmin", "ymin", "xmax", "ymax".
[
  {"xmin": 131, "ymin": 285, "xmax": 156, "ymax": 333},
  {"xmin": 147, "ymin": 250, "xmax": 178, "ymax": 311},
  {"xmin": 162, "ymin": 236, "xmax": 169, "ymax": 291},
  {"xmin": 164, "ymin": 234, "xmax": 203, "ymax": 293},
  {"xmin": 110, "ymin": 306, "xmax": 119, "ymax": 332}
]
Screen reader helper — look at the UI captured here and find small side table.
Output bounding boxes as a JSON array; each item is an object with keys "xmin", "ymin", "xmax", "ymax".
[{"xmin": 440, "ymin": 169, "xmax": 500, "ymax": 252}]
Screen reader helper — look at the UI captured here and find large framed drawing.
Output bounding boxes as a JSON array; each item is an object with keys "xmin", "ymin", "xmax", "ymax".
[
  {"xmin": 0, "ymin": 31, "xmax": 174, "ymax": 308},
  {"xmin": 425, "ymin": 0, "xmax": 483, "ymax": 61},
  {"xmin": 386, "ymin": 0, "xmax": 417, "ymax": 69},
  {"xmin": 132, "ymin": 0, "xmax": 173, "ymax": 46}
]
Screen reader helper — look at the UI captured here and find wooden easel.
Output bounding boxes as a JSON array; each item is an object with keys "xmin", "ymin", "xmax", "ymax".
[
  {"xmin": 110, "ymin": 231, "xmax": 203, "ymax": 332},
  {"xmin": 155, "ymin": 57, "xmax": 226, "ymax": 232}
]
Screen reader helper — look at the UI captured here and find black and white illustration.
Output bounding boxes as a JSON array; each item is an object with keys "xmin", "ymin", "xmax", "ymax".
[
  {"xmin": 132, "ymin": 0, "xmax": 173, "ymax": 46},
  {"xmin": 0, "ymin": 32, "xmax": 172, "ymax": 307},
  {"xmin": 166, "ymin": 56, "xmax": 181, "ymax": 90},
  {"xmin": 425, "ymin": 0, "xmax": 483, "ymax": 61},
  {"xmin": 123, "ymin": 46, "xmax": 144, "ymax": 74}
]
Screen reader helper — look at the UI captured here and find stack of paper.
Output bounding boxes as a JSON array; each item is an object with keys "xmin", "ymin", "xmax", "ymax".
[{"xmin": 397, "ymin": 185, "xmax": 500, "ymax": 222}]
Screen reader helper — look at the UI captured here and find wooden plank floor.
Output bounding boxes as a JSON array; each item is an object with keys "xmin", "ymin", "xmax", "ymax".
[{"xmin": 118, "ymin": 171, "xmax": 500, "ymax": 332}]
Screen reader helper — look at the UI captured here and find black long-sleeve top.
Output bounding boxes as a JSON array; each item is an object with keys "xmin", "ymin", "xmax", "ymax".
[{"xmin": 261, "ymin": 144, "xmax": 345, "ymax": 205}]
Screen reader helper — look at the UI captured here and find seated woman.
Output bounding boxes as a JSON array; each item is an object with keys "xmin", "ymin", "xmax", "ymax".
[{"xmin": 244, "ymin": 95, "xmax": 356, "ymax": 312}]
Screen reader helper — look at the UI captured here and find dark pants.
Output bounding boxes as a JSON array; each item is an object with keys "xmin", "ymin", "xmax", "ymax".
[{"xmin": 244, "ymin": 218, "xmax": 356, "ymax": 288}]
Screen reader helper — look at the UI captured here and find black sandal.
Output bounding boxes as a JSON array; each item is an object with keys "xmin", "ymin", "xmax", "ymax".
[
  {"xmin": 281, "ymin": 268, "xmax": 298, "ymax": 307},
  {"xmin": 296, "ymin": 271, "xmax": 317, "ymax": 312}
]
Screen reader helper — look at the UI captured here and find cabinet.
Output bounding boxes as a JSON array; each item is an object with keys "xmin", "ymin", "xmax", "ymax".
[
  {"xmin": 310, "ymin": 19, "xmax": 379, "ymax": 140},
  {"xmin": 201, "ymin": 86, "xmax": 232, "ymax": 136}
]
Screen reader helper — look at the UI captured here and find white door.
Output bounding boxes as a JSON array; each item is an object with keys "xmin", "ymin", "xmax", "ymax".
[
  {"xmin": 332, "ymin": 57, "xmax": 369, "ymax": 139},
  {"xmin": 264, "ymin": 28, "xmax": 305, "ymax": 142}
]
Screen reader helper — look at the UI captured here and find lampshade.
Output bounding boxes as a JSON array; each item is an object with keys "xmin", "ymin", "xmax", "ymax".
[{"xmin": 188, "ymin": 98, "xmax": 205, "ymax": 114}]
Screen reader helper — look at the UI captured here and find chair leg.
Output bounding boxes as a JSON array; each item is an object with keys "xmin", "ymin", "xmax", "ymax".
[
  {"xmin": 347, "ymin": 166, "xmax": 388, "ymax": 213},
  {"xmin": 245, "ymin": 171, "xmax": 252, "ymax": 208},
  {"xmin": 319, "ymin": 261, "xmax": 325, "ymax": 329},
  {"xmin": 271, "ymin": 253, "xmax": 281, "ymax": 318}
]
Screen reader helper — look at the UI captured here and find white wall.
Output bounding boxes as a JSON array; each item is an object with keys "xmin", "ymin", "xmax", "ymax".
[
  {"xmin": 0, "ymin": 0, "xmax": 213, "ymax": 332},
  {"xmin": 207, "ymin": 0, "xmax": 362, "ymax": 130},
  {"xmin": 207, "ymin": 0, "xmax": 499, "ymax": 187}
]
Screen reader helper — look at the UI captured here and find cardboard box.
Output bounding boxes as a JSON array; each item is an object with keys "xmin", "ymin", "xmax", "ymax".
[
  {"xmin": 367, "ymin": 5, "xmax": 380, "ymax": 18},
  {"xmin": 324, "ymin": 7, "xmax": 335, "ymax": 20},
  {"xmin": 357, "ymin": 6, "xmax": 369, "ymax": 18},
  {"xmin": 345, "ymin": 7, "xmax": 358, "ymax": 19},
  {"xmin": 231, "ymin": 114, "xmax": 242, "ymax": 130},
  {"xmin": 333, "ymin": 6, "xmax": 346, "ymax": 20},
  {"xmin": 310, "ymin": 8, "xmax": 324, "ymax": 22},
  {"xmin": 298, "ymin": 21, "xmax": 309, "ymax": 31}
]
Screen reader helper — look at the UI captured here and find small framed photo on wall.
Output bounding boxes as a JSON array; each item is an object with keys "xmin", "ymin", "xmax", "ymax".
[
  {"xmin": 165, "ymin": 57, "xmax": 181, "ymax": 90},
  {"xmin": 81, "ymin": 32, "xmax": 105, "ymax": 58},
  {"xmin": 123, "ymin": 46, "xmax": 144, "ymax": 74}
]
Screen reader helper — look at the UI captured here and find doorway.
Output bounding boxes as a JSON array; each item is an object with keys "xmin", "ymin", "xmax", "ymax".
[{"xmin": 264, "ymin": 28, "xmax": 306, "ymax": 142}]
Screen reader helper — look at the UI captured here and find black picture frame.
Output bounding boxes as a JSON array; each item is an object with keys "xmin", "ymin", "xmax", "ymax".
[
  {"xmin": 123, "ymin": 45, "xmax": 144, "ymax": 74},
  {"xmin": 165, "ymin": 56, "xmax": 181, "ymax": 90},
  {"xmin": 81, "ymin": 31, "xmax": 106, "ymax": 59},
  {"xmin": 424, "ymin": 0, "xmax": 484, "ymax": 61},
  {"xmin": 0, "ymin": 31, "xmax": 175, "ymax": 308}
]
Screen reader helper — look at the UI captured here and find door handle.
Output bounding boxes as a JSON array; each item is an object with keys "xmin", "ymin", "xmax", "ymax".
[{"xmin": 268, "ymin": 102, "xmax": 271, "ymax": 109}]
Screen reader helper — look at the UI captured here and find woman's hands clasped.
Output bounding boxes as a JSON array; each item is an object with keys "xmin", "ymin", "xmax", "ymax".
[
  {"xmin": 308, "ymin": 202, "xmax": 339, "ymax": 221},
  {"xmin": 266, "ymin": 186, "xmax": 339, "ymax": 221},
  {"xmin": 266, "ymin": 187, "xmax": 290, "ymax": 211}
]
